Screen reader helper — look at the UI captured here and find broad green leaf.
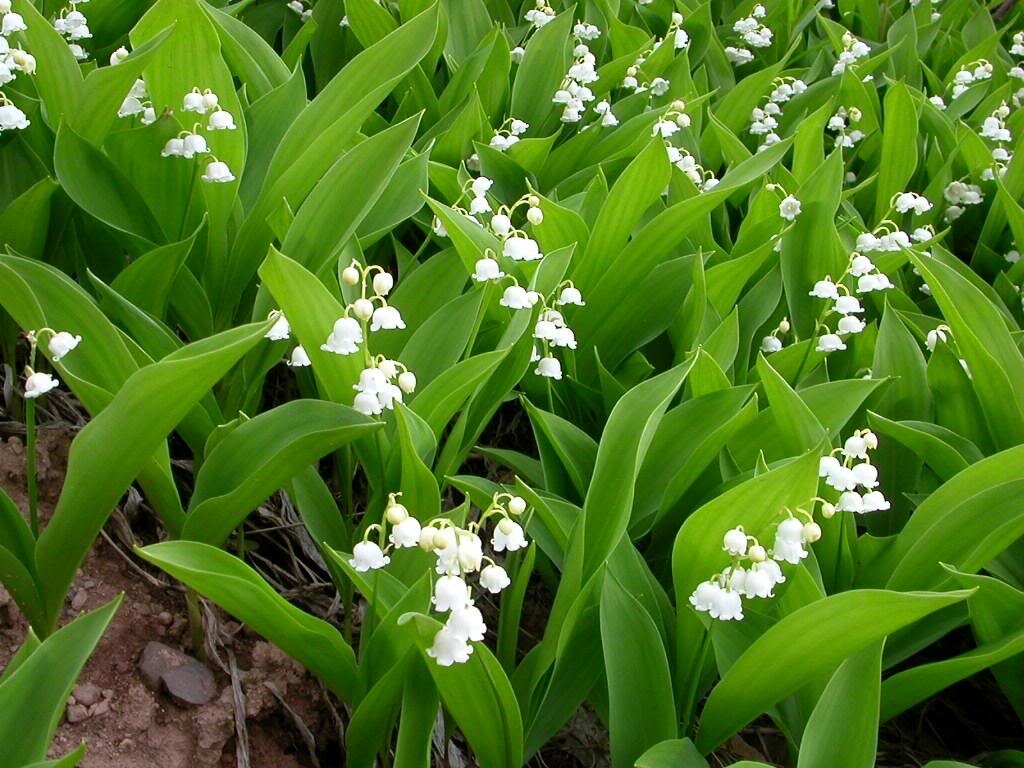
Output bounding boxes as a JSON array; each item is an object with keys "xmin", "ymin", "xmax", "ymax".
[
  {"xmin": 400, "ymin": 613, "xmax": 524, "ymax": 768},
  {"xmin": 0, "ymin": 598, "xmax": 120, "ymax": 768},
  {"xmin": 182, "ymin": 400, "xmax": 380, "ymax": 545},
  {"xmin": 696, "ymin": 589, "xmax": 972, "ymax": 752},
  {"xmin": 874, "ymin": 82, "xmax": 919, "ymax": 220},
  {"xmin": 34, "ymin": 322, "xmax": 269, "ymax": 631},
  {"xmin": 138, "ymin": 541, "xmax": 359, "ymax": 700},
  {"xmin": 601, "ymin": 575, "xmax": 676, "ymax": 768},
  {"xmin": 797, "ymin": 643, "xmax": 882, "ymax": 768},
  {"xmin": 635, "ymin": 739, "xmax": 709, "ymax": 768}
]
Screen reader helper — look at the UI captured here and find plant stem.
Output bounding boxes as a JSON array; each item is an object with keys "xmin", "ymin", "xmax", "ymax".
[
  {"xmin": 185, "ymin": 588, "xmax": 207, "ymax": 662},
  {"xmin": 681, "ymin": 625, "xmax": 713, "ymax": 735},
  {"xmin": 25, "ymin": 396, "xmax": 39, "ymax": 537}
]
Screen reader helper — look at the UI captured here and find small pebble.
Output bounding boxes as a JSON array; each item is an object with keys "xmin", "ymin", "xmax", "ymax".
[
  {"xmin": 72, "ymin": 683, "xmax": 102, "ymax": 707},
  {"xmin": 157, "ymin": 611, "xmax": 173, "ymax": 626},
  {"xmin": 70, "ymin": 591, "xmax": 88, "ymax": 611},
  {"xmin": 90, "ymin": 700, "xmax": 110, "ymax": 717},
  {"xmin": 66, "ymin": 704, "xmax": 90, "ymax": 724}
]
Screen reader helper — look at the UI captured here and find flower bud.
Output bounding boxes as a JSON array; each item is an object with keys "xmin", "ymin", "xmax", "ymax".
[
  {"xmin": 385, "ymin": 502, "xmax": 409, "ymax": 525},
  {"xmin": 527, "ymin": 207, "xmax": 544, "ymax": 225},
  {"xmin": 508, "ymin": 496, "xmax": 527, "ymax": 515},
  {"xmin": 821, "ymin": 502, "xmax": 836, "ymax": 519},
  {"xmin": 803, "ymin": 522, "xmax": 822, "ymax": 543},
  {"xmin": 418, "ymin": 526, "xmax": 437, "ymax": 551},
  {"xmin": 527, "ymin": 195, "xmax": 540, "ymax": 207},
  {"xmin": 352, "ymin": 298, "xmax": 374, "ymax": 320},
  {"xmin": 341, "ymin": 266, "xmax": 361, "ymax": 285},
  {"xmin": 748, "ymin": 544, "xmax": 767, "ymax": 562},
  {"xmin": 398, "ymin": 371, "xmax": 417, "ymax": 394},
  {"xmin": 778, "ymin": 318, "xmax": 790, "ymax": 333}
]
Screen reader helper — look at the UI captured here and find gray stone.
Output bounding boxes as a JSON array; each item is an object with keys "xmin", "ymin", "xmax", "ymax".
[
  {"xmin": 162, "ymin": 660, "xmax": 217, "ymax": 707},
  {"xmin": 72, "ymin": 682, "xmax": 102, "ymax": 707},
  {"xmin": 66, "ymin": 704, "xmax": 90, "ymax": 724},
  {"xmin": 138, "ymin": 641, "xmax": 191, "ymax": 691}
]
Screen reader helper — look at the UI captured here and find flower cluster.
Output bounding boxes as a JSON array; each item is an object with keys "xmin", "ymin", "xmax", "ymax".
[
  {"xmin": 943, "ymin": 180, "xmax": 984, "ymax": 222},
  {"xmin": 818, "ymin": 429, "xmax": 890, "ymax": 514},
  {"xmin": 155, "ymin": 88, "xmax": 238, "ymax": 184},
  {"xmin": 689, "ymin": 511, "xmax": 814, "ymax": 622},
  {"xmin": 827, "ymin": 106, "xmax": 865, "ymax": 149},
  {"xmin": 524, "ymin": 0, "xmax": 554, "ymax": 29},
  {"xmin": 1010, "ymin": 33, "xmax": 1024, "ymax": 106},
  {"xmin": 749, "ymin": 78, "xmax": 807, "ymax": 151},
  {"xmin": 831, "ymin": 31, "xmax": 871, "ymax": 75},
  {"xmin": 53, "ymin": 1, "xmax": 91, "ymax": 60},
  {"xmin": 978, "ymin": 103, "xmax": 1012, "ymax": 181},
  {"xmin": 306, "ymin": 260, "xmax": 417, "ymax": 417},
  {"xmin": 618, "ymin": 12, "xmax": 688, "ymax": 106},
  {"xmin": 286, "ymin": 0, "xmax": 312, "ymax": 22},
  {"xmin": 726, "ymin": 3, "xmax": 772, "ymax": 65},
  {"xmin": 760, "ymin": 317, "xmax": 790, "ymax": 354},
  {"xmin": 117, "ymin": 78, "xmax": 157, "ymax": 124},
  {"xmin": 0, "ymin": 1, "xmax": 33, "ymax": 133},
  {"xmin": 552, "ymin": 28, "xmax": 600, "ymax": 123},
  {"xmin": 892, "ymin": 191, "xmax": 933, "ymax": 216},
  {"xmin": 349, "ymin": 491, "xmax": 529, "ymax": 666},
  {"xmin": 810, "ymin": 250, "xmax": 892, "ymax": 353},
  {"xmin": 949, "ymin": 59, "xmax": 992, "ymax": 100},
  {"xmin": 489, "ymin": 118, "xmax": 529, "ymax": 151},
  {"xmin": 20, "ymin": 327, "xmax": 83, "ymax": 400}
]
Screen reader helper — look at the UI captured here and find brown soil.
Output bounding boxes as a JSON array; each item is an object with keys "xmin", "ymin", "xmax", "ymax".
[{"xmin": 0, "ymin": 427, "xmax": 336, "ymax": 768}]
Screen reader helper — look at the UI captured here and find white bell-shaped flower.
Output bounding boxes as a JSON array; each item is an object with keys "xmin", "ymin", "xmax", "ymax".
[
  {"xmin": 161, "ymin": 138, "xmax": 185, "ymax": 157},
  {"xmin": 837, "ymin": 315, "xmax": 866, "ymax": 335},
  {"xmin": 24, "ymin": 372, "xmax": 59, "ymax": 399},
  {"xmin": 819, "ymin": 455, "xmax": 841, "ymax": 477},
  {"xmin": 353, "ymin": 392, "xmax": 383, "ymax": 416},
  {"xmin": 110, "ymin": 46, "xmax": 129, "ymax": 65},
  {"xmin": 349, "ymin": 540, "xmax": 389, "ymax": 572},
  {"xmin": 433, "ymin": 574, "xmax": 472, "ymax": 612},
  {"xmin": 1, "ymin": 12, "xmax": 27, "ymax": 34},
  {"xmin": 47, "ymin": 331, "xmax": 81, "ymax": 361},
  {"xmin": 836, "ymin": 490, "xmax": 865, "ymax": 514},
  {"xmin": 772, "ymin": 517, "xmax": 807, "ymax": 564},
  {"xmin": 372, "ymin": 272, "xmax": 394, "ymax": 296},
  {"xmin": 723, "ymin": 527, "xmax": 748, "ymax": 556},
  {"xmin": 551, "ymin": 326, "xmax": 576, "ymax": 349},
  {"xmin": 809, "ymin": 278, "xmax": 840, "ymax": 299},
  {"xmin": 816, "ymin": 333, "xmax": 846, "ymax": 352},
  {"xmin": 472, "ymin": 257, "xmax": 504, "ymax": 282},
  {"xmin": 861, "ymin": 490, "xmax": 890, "ymax": 512},
  {"xmin": 447, "ymin": 606, "xmax": 487, "ymax": 642},
  {"xmin": 378, "ymin": 382, "xmax": 404, "ymax": 410},
  {"xmin": 117, "ymin": 96, "xmax": 145, "ymax": 118},
  {"xmin": 321, "ymin": 317, "xmax": 362, "ymax": 354},
  {"xmin": 709, "ymin": 586, "xmax": 744, "ymax": 620},
  {"xmin": 535, "ymin": 356, "xmax": 563, "ymax": 380},
  {"xmin": 492, "ymin": 518, "xmax": 527, "ymax": 552},
  {"xmin": 761, "ymin": 335, "xmax": 783, "ymax": 353},
  {"xmin": 503, "ymin": 235, "xmax": 542, "ymax": 261},
  {"xmin": 926, "ymin": 327, "xmax": 947, "ymax": 351},
  {"xmin": 834, "ymin": 295, "xmax": 863, "ymax": 315},
  {"xmin": 851, "ymin": 462, "xmax": 878, "ymax": 488},
  {"xmin": 181, "ymin": 132, "xmax": 208, "ymax": 159},
  {"xmin": 355, "ymin": 367, "xmax": 388, "ymax": 394},
  {"xmin": 370, "ymin": 305, "xmax": 405, "ymax": 332},
  {"xmin": 533, "ymin": 320, "xmax": 558, "ymax": 341},
  {"xmin": 499, "ymin": 285, "xmax": 532, "ymax": 309},
  {"xmin": 490, "ymin": 213, "xmax": 512, "ymax": 237},
  {"xmin": 426, "ymin": 626, "xmax": 473, "ymax": 666},
  {"xmin": 857, "ymin": 273, "xmax": 894, "ymax": 293},
  {"xmin": 480, "ymin": 564, "xmax": 511, "ymax": 593},
  {"xmin": 779, "ymin": 195, "xmax": 801, "ymax": 221},
  {"xmin": 286, "ymin": 346, "xmax": 311, "ymax": 367},
  {"xmin": 265, "ymin": 314, "xmax": 290, "ymax": 340},
  {"xmin": 202, "ymin": 160, "xmax": 235, "ymax": 183},
  {"xmin": 456, "ymin": 531, "xmax": 484, "ymax": 573},
  {"xmin": 843, "ymin": 434, "xmax": 868, "ymax": 460},
  {"xmin": 182, "ymin": 90, "xmax": 207, "ymax": 113},
  {"xmin": 689, "ymin": 580, "xmax": 721, "ymax": 612},
  {"xmin": 556, "ymin": 286, "xmax": 585, "ymax": 306},
  {"xmin": 849, "ymin": 255, "xmax": 876, "ymax": 276},
  {"xmin": 140, "ymin": 107, "xmax": 157, "ymax": 125},
  {"xmin": 469, "ymin": 197, "xmax": 492, "ymax": 215},
  {"xmin": 389, "ymin": 516, "xmax": 422, "ymax": 548},
  {"xmin": 207, "ymin": 109, "xmax": 236, "ymax": 130}
]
